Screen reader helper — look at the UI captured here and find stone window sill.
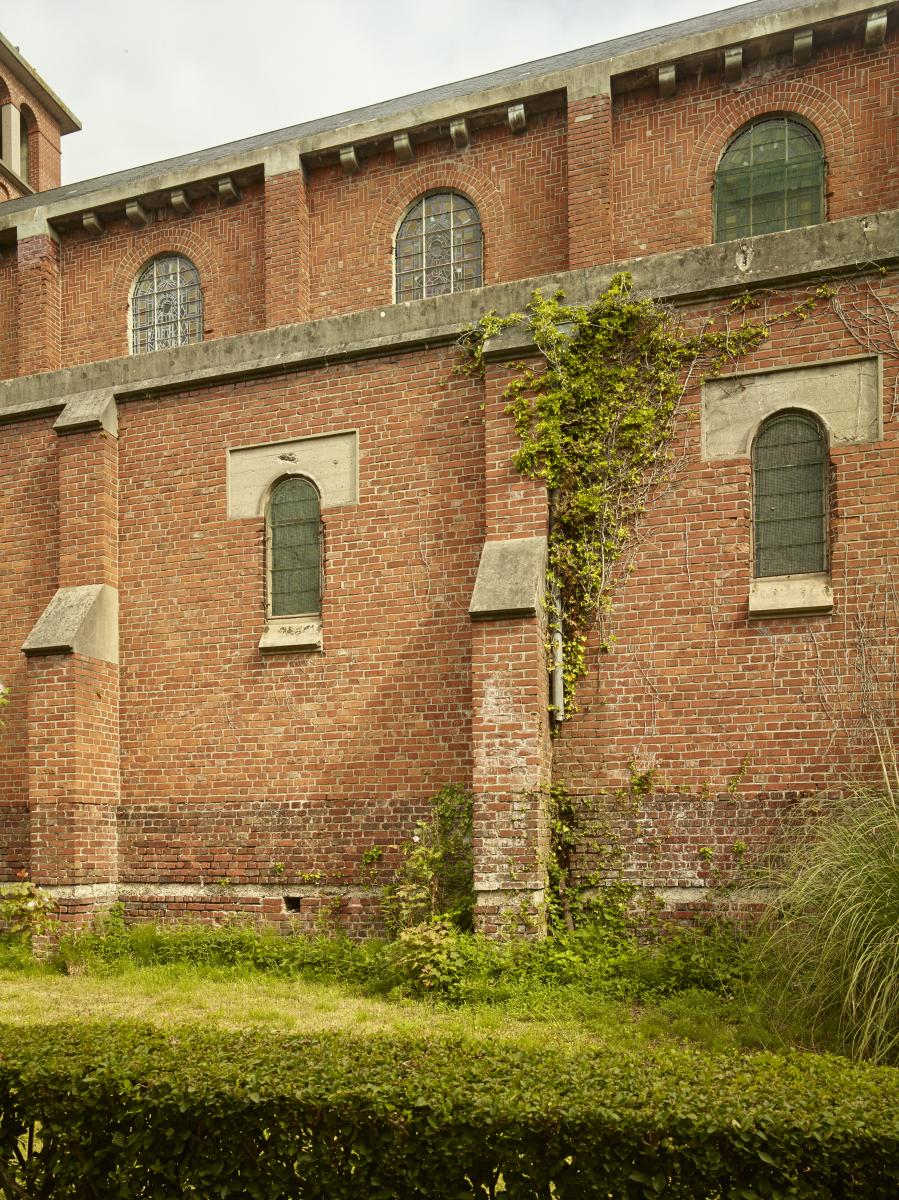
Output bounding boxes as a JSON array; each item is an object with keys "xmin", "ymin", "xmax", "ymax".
[
  {"xmin": 258, "ymin": 616, "xmax": 323, "ymax": 653},
  {"xmin": 748, "ymin": 573, "xmax": 833, "ymax": 618}
]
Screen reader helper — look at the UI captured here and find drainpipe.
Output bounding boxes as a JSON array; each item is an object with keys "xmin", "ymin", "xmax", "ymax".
[{"xmin": 548, "ymin": 489, "xmax": 565, "ymax": 724}]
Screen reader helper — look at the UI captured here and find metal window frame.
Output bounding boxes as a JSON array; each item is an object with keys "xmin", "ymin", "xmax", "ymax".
[
  {"xmin": 751, "ymin": 407, "xmax": 830, "ymax": 580},
  {"xmin": 130, "ymin": 253, "xmax": 203, "ymax": 355},
  {"xmin": 265, "ymin": 474, "xmax": 324, "ymax": 619},
  {"xmin": 393, "ymin": 189, "xmax": 483, "ymax": 303},
  {"xmin": 713, "ymin": 114, "xmax": 825, "ymax": 244}
]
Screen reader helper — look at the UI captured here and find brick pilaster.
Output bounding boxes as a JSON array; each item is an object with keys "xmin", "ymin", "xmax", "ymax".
[
  {"xmin": 57, "ymin": 430, "xmax": 118, "ymax": 588},
  {"xmin": 17, "ymin": 233, "xmax": 61, "ymax": 376},
  {"xmin": 25, "ymin": 418, "xmax": 120, "ymax": 912},
  {"xmin": 567, "ymin": 91, "xmax": 613, "ymax": 270},
  {"xmin": 264, "ymin": 166, "xmax": 310, "ymax": 327},
  {"xmin": 471, "ymin": 358, "xmax": 552, "ymax": 935}
]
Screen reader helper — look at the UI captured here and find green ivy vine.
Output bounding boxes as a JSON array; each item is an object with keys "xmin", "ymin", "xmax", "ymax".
[{"xmin": 460, "ymin": 273, "xmax": 771, "ymax": 712}]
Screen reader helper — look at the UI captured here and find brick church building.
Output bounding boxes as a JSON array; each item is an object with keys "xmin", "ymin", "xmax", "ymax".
[{"xmin": 0, "ymin": 0, "xmax": 897, "ymax": 933}]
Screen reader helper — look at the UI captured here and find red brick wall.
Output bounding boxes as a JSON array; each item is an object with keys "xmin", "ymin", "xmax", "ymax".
[
  {"xmin": 59, "ymin": 184, "xmax": 266, "ymax": 366},
  {"xmin": 0, "ymin": 418, "xmax": 58, "ymax": 842},
  {"xmin": 0, "ymin": 253, "xmax": 17, "ymax": 379},
  {"xmin": 0, "ymin": 69, "xmax": 62, "ymax": 194},
  {"xmin": 608, "ymin": 30, "xmax": 899, "ymax": 260},
  {"xmin": 115, "ymin": 346, "xmax": 483, "ymax": 886},
  {"xmin": 554, "ymin": 274, "xmax": 899, "ymax": 884},
  {"xmin": 308, "ymin": 110, "xmax": 568, "ymax": 319}
]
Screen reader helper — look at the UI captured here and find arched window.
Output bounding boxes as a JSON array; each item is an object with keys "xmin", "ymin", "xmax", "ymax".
[
  {"xmin": 753, "ymin": 410, "xmax": 828, "ymax": 578},
  {"xmin": 268, "ymin": 477, "xmax": 322, "ymax": 617},
  {"xmin": 131, "ymin": 254, "xmax": 203, "ymax": 354},
  {"xmin": 714, "ymin": 116, "xmax": 824, "ymax": 242},
  {"xmin": 395, "ymin": 191, "xmax": 482, "ymax": 302}
]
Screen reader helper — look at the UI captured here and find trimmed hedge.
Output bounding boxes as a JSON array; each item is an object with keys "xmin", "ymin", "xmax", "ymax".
[{"xmin": 0, "ymin": 1023, "xmax": 898, "ymax": 1198}]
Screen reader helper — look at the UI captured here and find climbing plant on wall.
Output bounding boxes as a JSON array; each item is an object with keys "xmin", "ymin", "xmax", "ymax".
[{"xmin": 460, "ymin": 273, "xmax": 770, "ymax": 711}]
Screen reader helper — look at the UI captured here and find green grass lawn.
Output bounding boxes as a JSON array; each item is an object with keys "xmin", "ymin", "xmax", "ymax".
[{"xmin": 0, "ymin": 959, "xmax": 774, "ymax": 1058}]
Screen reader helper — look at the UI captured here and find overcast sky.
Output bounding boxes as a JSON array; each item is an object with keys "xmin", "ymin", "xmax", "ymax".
[{"xmin": 8, "ymin": 0, "xmax": 753, "ymax": 186}]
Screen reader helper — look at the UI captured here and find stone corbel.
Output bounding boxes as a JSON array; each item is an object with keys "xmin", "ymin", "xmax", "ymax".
[
  {"xmin": 125, "ymin": 200, "xmax": 149, "ymax": 228},
  {"xmin": 218, "ymin": 176, "xmax": 240, "ymax": 204},
  {"xmin": 658, "ymin": 64, "xmax": 676, "ymax": 99},
  {"xmin": 82, "ymin": 212, "xmax": 104, "ymax": 236},
  {"xmin": 793, "ymin": 30, "xmax": 814, "ymax": 66},
  {"xmin": 450, "ymin": 118, "xmax": 469, "ymax": 150},
  {"xmin": 724, "ymin": 46, "xmax": 742, "ymax": 83},
  {"xmin": 393, "ymin": 133, "xmax": 414, "ymax": 163},
  {"xmin": 865, "ymin": 9, "xmax": 887, "ymax": 49},
  {"xmin": 507, "ymin": 103, "xmax": 527, "ymax": 134},
  {"xmin": 170, "ymin": 189, "xmax": 192, "ymax": 215},
  {"xmin": 339, "ymin": 146, "xmax": 359, "ymax": 175}
]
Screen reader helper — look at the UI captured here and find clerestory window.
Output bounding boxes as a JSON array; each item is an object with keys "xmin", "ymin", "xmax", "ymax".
[
  {"xmin": 752, "ymin": 410, "xmax": 828, "ymax": 579},
  {"xmin": 714, "ymin": 116, "xmax": 824, "ymax": 243},
  {"xmin": 131, "ymin": 254, "xmax": 203, "ymax": 354},
  {"xmin": 395, "ymin": 191, "xmax": 483, "ymax": 302}
]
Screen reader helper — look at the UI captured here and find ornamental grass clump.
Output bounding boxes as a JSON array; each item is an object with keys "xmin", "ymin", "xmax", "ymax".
[{"xmin": 753, "ymin": 749, "xmax": 899, "ymax": 1063}]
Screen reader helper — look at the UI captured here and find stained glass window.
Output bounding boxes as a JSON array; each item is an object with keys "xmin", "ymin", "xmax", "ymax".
[
  {"xmin": 395, "ymin": 191, "xmax": 483, "ymax": 302},
  {"xmin": 268, "ymin": 477, "xmax": 322, "ymax": 617},
  {"xmin": 753, "ymin": 411, "xmax": 828, "ymax": 578},
  {"xmin": 715, "ymin": 117, "xmax": 824, "ymax": 242},
  {"xmin": 131, "ymin": 254, "xmax": 203, "ymax": 354}
]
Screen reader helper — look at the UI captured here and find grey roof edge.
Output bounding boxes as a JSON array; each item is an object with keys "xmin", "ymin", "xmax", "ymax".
[
  {"xmin": 0, "ymin": 0, "xmax": 886, "ymax": 227},
  {"xmin": 1, "ymin": 204, "xmax": 898, "ymax": 424},
  {"xmin": 0, "ymin": 31, "xmax": 81, "ymax": 134}
]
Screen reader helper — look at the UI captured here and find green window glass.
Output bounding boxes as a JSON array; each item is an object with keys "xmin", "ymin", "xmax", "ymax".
[
  {"xmin": 753, "ymin": 411, "xmax": 828, "ymax": 578},
  {"xmin": 715, "ymin": 117, "xmax": 824, "ymax": 242},
  {"xmin": 268, "ymin": 477, "xmax": 322, "ymax": 616}
]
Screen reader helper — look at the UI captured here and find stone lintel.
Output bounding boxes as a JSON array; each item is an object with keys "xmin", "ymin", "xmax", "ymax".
[
  {"xmin": 53, "ymin": 390, "xmax": 118, "ymax": 437},
  {"xmin": 701, "ymin": 355, "xmax": 881, "ymax": 459},
  {"xmin": 22, "ymin": 584, "xmax": 119, "ymax": 664},
  {"xmin": 470, "ymin": 536, "xmax": 547, "ymax": 619},
  {"xmin": 227, "ymin": 430, "xmax": 358, "ymax": 517}
]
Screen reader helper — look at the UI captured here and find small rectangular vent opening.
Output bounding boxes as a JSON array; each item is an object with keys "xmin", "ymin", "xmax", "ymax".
[{"xmin": 283, "ymin": 896, "xmax": 302, "ymax": 913}]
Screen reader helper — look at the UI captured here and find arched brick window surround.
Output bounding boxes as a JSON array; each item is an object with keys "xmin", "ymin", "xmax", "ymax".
[
  {"xmin": 688, "ymin": 82, "xmax": 855, "ymax": 241},
  {"xmin": 371, "ymin": 163, "xmax": 505, "ymax": 298},
  {"xmin": 111, "ymin": 233, "xmax": 218, "ymax": 356},
  {"xmin": 128, "ymin": 253, "xmax": 204, "ymax": 354}
]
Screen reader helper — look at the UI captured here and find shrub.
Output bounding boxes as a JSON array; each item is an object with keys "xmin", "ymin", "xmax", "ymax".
[
  {"xmin": 0, "ymin": 882, "xmax": 56, "ymax": 940},
  {"xmin": 57, "ymin": 907, "xmax": 386, "ymax": 987},
  {"xmin": 751, "ymin": 786, "xmax": 899, "ymax": 1062},
  {"xmin": 1, "ymin": 1022, "xmax": 898, "ymax": 1199},
  {"xmin": 381, "ymin": 785, "xmax": 474, "ymax": 934}
]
